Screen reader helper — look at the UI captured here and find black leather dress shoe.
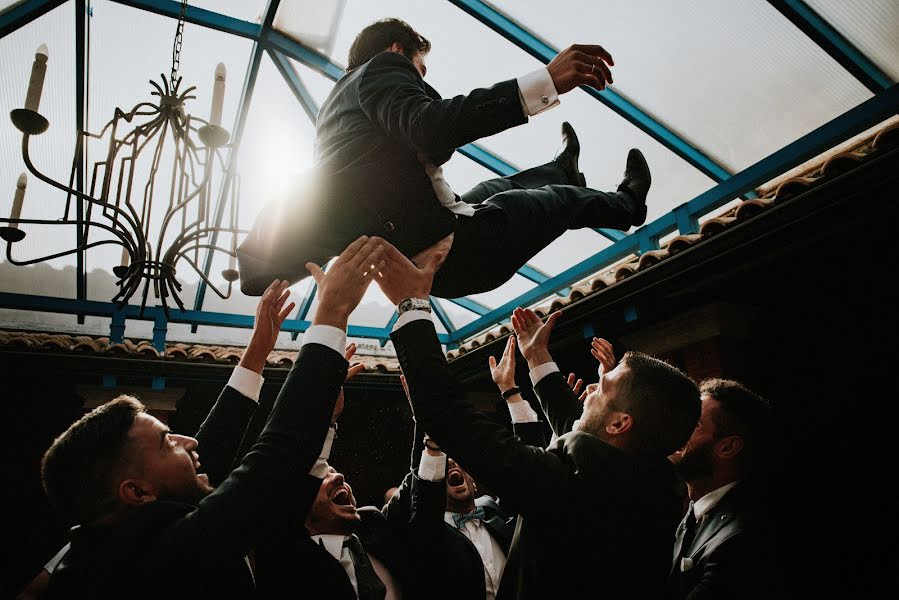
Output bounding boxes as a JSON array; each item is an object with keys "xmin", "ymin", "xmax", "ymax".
[
  {"xmin": 554, "ymin": 121, "xmax": 586, "ymax": 186},
  {"xmin": 617, "ymin": 148, "xmax": 651, "ymax": 226}
]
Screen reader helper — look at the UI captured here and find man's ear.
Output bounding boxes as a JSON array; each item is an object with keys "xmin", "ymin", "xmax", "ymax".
[
  {"xmin": 118, "ymin": 479, "xmax": 158, "ymax": 506},
  {"xmin": 605, "ymin": 412, "xmax": 633, "ymax": 436},
  {"xmin": 386, "ymin": 42, "xmax": 405, "ymax": 55},
  {"xmin": 715, "ymin": 435, "xmax": 744, "ymax": 460}
]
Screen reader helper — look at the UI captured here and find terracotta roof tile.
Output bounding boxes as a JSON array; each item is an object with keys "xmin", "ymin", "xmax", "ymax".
[
  {"xmin": 0, "ymin": 330, "xmax": 400, "ymax": 373},
  {"xmin": 667, "ymin": 233, "xmax": 704, "ymax": 255}
]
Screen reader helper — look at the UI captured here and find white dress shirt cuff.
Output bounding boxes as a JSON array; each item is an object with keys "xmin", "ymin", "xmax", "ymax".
[
  {"xmin": 393, "ymin": 309, "xmax": 433, "ymax": 331},
  {"xmin": 302, "ymin": 324, "xmax": 347, "ymax": 355},
  {"xmin": 226, "ymin": 365, "xmax": 264, "ymax": 403},
  {"xmin": 517, "ymin": 67, "xmax": 560, "ymax": 116},
  {"xmin": 529, "ymin": 362, "xmax": 560, "ymax": 387},
  {"xmin": 507, "ymin": 399, "xmax": 539, "ymax": 423},
  {"xmin": 309, "ymin": 427, "xmax": 337, "ymax": 478},
  {"xmin": 418, "ymin": 450, "xmax": 447, "ymax": 481}
]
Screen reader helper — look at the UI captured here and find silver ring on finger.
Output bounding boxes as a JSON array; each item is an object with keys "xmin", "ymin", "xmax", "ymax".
[{"xmin": 591, "ymin": 62, "xmax": 596, "ymax": 73}]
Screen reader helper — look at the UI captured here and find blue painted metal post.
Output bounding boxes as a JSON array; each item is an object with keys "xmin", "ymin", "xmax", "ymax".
[
  {"xmin": 673, "ymin": 206, "xmax": 699, "ymax": 235},
  {"xmin": 102, "ymin": 374, "xmax": 117, "ymax": 388},
  {"xmin": 152, "ymin": 312, "xmax": 168, "ymax": 353},
  {"xmin": 269, "ymin": 49, "xmax": 320, "ymax": 121},
  {"xmin": 109, "ymin": 307, "xmax": 126, "ymax": 343},
  {"xmin": 767, "ymin": 0, "xmax": 893, "ymax": 94}
]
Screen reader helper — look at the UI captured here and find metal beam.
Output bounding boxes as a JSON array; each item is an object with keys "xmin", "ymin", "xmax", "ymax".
[
  {"xmin": 446, "ymin": 0, "xmax": 735, "ymax": 184},
  {"xmin": 0, "ymin": 292, "xmax": 448, "ymax": 343},
  {"xmin": 448, "ymin": 83, "xmax": 899, "ymax": 343},
  {"xmin": 767, "ymin": 0, "xmax": 893, "ymax": 94},
  {"xmin": 444, "ymin": 296, "xmax": 489, "ymax": 316},
  {"xmin": 190, "ymin": 2, "xmax": 277, "ymax": 324},
  {"xmin": 108, "ymin": 0, "xmax": 260, "ymax": 39},
  {"xmin": 430, "ymin": 298, "xmax": 456, "ymax": 332},
  {"xmin": 0, "ymin": 0, "xmax": 67, "ymax": 40},
  {"xmin": 269, "ymin": 48, "xmax": 320, "ymax": 121},
  {"xmin": 75, "ymin": 0, "xmax": 87, "ymax": 323},
  {"xmin": 517, "ymin": 263, "xmax": 570, "ymax": 297}
]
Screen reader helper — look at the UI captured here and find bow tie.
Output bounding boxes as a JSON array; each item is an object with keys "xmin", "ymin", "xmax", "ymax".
[{"xmin": 453, "ymin": 506, "xmax": 486, "ymax": 529}]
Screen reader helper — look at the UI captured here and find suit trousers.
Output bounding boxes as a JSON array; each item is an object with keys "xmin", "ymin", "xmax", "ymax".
[{"xmin": 431, "ymin": 160, "xmax": 637, "ymax": 298}]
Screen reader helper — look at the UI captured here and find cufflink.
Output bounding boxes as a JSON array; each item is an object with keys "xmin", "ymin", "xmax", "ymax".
[{"xmin": 541, "ymin": 95, "xmax": 549, "ymax": 104}]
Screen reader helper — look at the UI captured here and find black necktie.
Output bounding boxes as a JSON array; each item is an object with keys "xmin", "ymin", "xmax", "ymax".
[
  {"xmin": 680, "ymin": 503, "xmax": 698, "ymax": 558},
  {"xmin": 343, "ymin": 534, "xmax": 386, "ymax": 600}
]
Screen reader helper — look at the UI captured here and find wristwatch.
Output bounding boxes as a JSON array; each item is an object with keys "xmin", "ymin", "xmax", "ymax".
[{"xmin": 397, "ymin": 297, "xmax": 431, "ymax": 314}]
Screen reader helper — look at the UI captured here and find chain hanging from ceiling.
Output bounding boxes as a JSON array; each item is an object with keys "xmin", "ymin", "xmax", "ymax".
[{"xmin": 1, "ymin": 0, "xmax": 245, "ymax": 314}]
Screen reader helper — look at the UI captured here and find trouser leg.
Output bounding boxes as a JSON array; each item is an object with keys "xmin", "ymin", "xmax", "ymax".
[
  {"xmin": 432, "ymin": 184, "xmax": 635, "ymax": 298},
  {"xmin": 459, "ymin": 160, "xmax": 575, "ymax": 205}
]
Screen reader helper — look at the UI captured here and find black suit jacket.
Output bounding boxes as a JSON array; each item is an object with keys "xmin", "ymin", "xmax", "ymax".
[
  {"xmin": 669, "ymin": 483, "xmax": 769, "ymax": 600},
  {"xmin": 49, "ymin": 344, "xmax": 346, "ymax": 599},
  {"xmin": 256, "ymin": 506, "xmax": 416, "ymax": 599},
  {"xmin": 392, "ymin": 320, "xmax": 683, "ymax": 600},
  {"xmin": 237, "ymin": 51, "xmax": 528, "ymax": 295}
]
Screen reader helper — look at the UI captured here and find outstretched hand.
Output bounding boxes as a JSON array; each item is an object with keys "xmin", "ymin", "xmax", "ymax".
[
  {"xmin": 241, "ymin": 279, "xmax": 296, "ymax": 373},
  {"xmin": 511, "ymin": 307, "xmax": 560, "ymax": 367},
  {"xmin": 547, "ymin": 43, "xmax": 614, "ymax": 94},
  {"xmin": 488, "ymin": 335, "xmax": 518, "ymax": 393},
  {"xmin": 376, "ymin": 240, "xmax": 442, "ymax": 306},
  {"xmin": 308, "ymin": 235, "xmax": 384, "ymax": 329},
  {"xmin": 333, "ymin": 342, "xmax": 366, "ymax": 424},
  {"xmin": 590, "ymin": 337, "xmax": 617, "ymax": 377},
  {"xmin": 566, "ymin": 372, "xmax": 586, "ymax": 401}
]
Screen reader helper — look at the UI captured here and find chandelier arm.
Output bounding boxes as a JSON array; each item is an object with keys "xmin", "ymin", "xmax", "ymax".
[
  {"xmin": 156, "ymin": 155, "xmax": 217, "ymax": 250},
  {"xmin": 176, "ymin": 250, "xmax": 233, "ymax": 300},
  {"xmin": 4, "ymin": 238, "xmax": 126, "ymax": 267},
  {"xmin": 21, "ymin": 135, "xmax": 146, "ymax": 249},
  {"xmin": 164, "ymin": 226, "xmax": 250, "ymax": 263}
]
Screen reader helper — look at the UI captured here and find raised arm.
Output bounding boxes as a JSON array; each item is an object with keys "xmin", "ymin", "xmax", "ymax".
[
  {"xmin": 377, "ymin": 242, "xmax": 569, "ymax": 518},
  {"xmin": 513, "ymin": 308, "xmax": 585, "ymax": 437},
  {"xmin": 194, "ymin": 280, "xmax": 296, "ymax": 486}
]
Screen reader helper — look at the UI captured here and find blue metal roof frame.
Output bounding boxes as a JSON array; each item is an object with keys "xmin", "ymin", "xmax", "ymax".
[{"xmin": 0, "ymin": 0, "xmax": 895, "ymax": 349}]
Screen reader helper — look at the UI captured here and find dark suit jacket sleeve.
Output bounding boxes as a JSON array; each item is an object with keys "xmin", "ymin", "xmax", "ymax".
[
  {"xmin": 534, "ymin": 371, "xmax": 587, "ymax": 438},
  {"xmin": 193, "ymin": 385, "xmax": 258, "ymax": 488},
  {"xmin": 512, "ymin": 419, "xmax": 547, "ymax": 448},
  {"xmin": 173, "ymin": 342, "xmax": 346, "ymax": 557},
  {"xmin": 684, "ymin": 533, "xmax": 761, "ymax": 600},
  {"xmin": 392, "ymin": 320, "xmax": 569, "ymax": 520},
  {"xmin": 358, "ymin": 51, "xmax": 527, "ymax": 166}
]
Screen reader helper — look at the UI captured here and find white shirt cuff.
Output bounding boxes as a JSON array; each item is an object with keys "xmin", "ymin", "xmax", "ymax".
[
  {"xmin": 302, "ymin": 324, "xmax": 346, "ymax": 355},
  {"xmin": 507, "ymin": 399, "xmax": 539, "ymax": 423},
  {"xmin": 418, "ymin": 450, "xmax": 447, "ymax": 481},
  {"xmin": 392, "ymin": 309, "xmax": 433, "ymax": 331},
  {"xmin": 227, "ymin": 365, "xmax": 264, "ymax": 403},
  {"xmin": 309, "ymin": 427, "xmax": 337, "ymax": 478},
  {"xmin": 529, "ymin": 362, "xmax": 560, "ymax": 387},
  {"xmin": 517, "ymin": 67, "xmax": 560, "ymax": 116}
]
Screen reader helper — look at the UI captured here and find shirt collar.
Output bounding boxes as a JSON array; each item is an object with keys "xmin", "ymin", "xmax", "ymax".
[
  {"xmin": 693, "ymin": 481, "xmax": 740, "ymax": 520},
  {"xmin": 444, "ymin": 511, "xmax": 482, "ymax": 529},
  {"xmin": 311, "ymin": 533, "xmax": 350, "ymax": 561}
]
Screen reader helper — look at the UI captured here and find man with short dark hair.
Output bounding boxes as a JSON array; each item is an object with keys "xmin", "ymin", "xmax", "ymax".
[
  {"xmin": 41, "ymin": 236, "xmax": 384, "ymax": 599},
  {"xmin": 668, "ymin": 378, "xmax": 776, "ymax": 600},
  {"xmin": 238, "ymin": 17, "xmax": 650, "ymax": 299},
  {"xmin": 375, "ymin": 241, "xmax": 701, "ymax": 600}
]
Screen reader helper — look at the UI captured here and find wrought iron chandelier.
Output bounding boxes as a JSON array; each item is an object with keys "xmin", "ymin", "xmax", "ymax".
[{"xmin": 1, "ymin": 0, "xmax": 245, "ymax": 314}]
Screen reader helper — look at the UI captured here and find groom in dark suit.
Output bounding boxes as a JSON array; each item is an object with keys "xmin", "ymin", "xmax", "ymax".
[
  {"xmin": 374, "ymin": 241, "xmax": 702, "ymax": 600},
  {"xmin": 238, "ymin": 18, "xmax": 650, "ymax": 299}
]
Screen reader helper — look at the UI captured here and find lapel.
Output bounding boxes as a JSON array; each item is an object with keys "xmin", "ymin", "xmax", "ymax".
[
  {"xmin": 306, "ymin": 536, "xmax": 358, "ymax": 599},
  {"xmin": 687, "ymin": 485, "xmax": 747, "ymax": 558},
  {"xmin": 670, "ymin": 513, "xmax": 691, "ymax": 575}
]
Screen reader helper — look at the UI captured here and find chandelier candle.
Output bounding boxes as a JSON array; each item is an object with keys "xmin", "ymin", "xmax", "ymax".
[
  {"xmin": 210, "ymin": 62, "xmax": 226, "ymax": 127},
  {"xmin": 25, "ymin": 44, "xmax": 48, "ymax": 112},
  {"xmin": 9, "ymin": 174, "xmax": 27, "ymax": 229}
]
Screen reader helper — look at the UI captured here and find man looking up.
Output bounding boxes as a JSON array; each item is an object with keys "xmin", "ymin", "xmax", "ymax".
[
  {"xmin": 376, "ymin": 241, "xmax": 701, "ymax": 600},
  {"xmin": 41, "ymin": 236, "xmax": 384, "ymax": 599}
]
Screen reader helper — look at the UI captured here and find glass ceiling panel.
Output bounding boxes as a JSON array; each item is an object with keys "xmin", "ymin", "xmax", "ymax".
[
  {"xmin": 0, "ymin": 1, "xmax": 76, "ymax": 295},
  {"xmin": 288, "ymin": 57, "xmax": 340, "ymax": 108},
  {"xmin": 489, "ymin": 0, "xmax": 873, "ymax": 173},
  {"xmin": 806, "ymin": 0, "xmax": 899, "ymax": 82},
  {"xmin": 274, "ymin": 0, "xmax": 346, "ymax": 56}
]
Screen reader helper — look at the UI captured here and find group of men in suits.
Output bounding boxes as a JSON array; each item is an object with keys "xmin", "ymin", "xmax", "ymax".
[{"xmin": 25, "ymin": 16, "xmax": 778, "ymax": 600}]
